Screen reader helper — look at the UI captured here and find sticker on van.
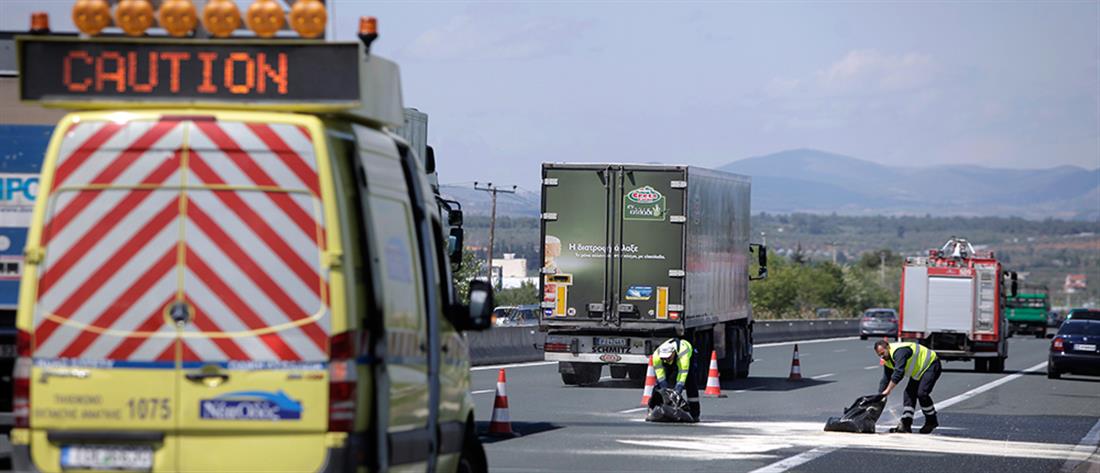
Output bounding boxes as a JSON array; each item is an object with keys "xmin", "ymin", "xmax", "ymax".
[{"xmin": 199, "ymin": 390, "xmax": 302, "ymax": 421}]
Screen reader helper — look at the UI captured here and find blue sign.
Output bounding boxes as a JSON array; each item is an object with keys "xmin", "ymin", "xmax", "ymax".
[
  {"xmin": 625, "ymin": 285, "xmax": 654, "ymax": 300},
  {"xmin": 200, "ymin": 390, "xmax": 302, "ymax": 421}
]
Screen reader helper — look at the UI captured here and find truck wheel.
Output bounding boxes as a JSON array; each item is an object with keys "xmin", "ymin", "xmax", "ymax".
[
  {"xmin": 736, "ymin": 358, "xmax": 751, "ymax": 379},
  {"xmin": 574, "ymin": 363, "xmax": 603, "ymax": 386},
  {"xmin": 627, "ymin": 365, "xmax": 648, "ymax": 380},
  {"xmin": 609, "ymin": 365, "xmax": 628, "ymax": 379},
  {"xmin": 560, "ymin": 372, "xmax": 579, "ymax": 385},
  {"xmin": 974, "ymin": 359, "xmax": 988, "ymax": 372},
  {"xmin": 1035, "ymin": 330, "xmax": 1045, "ymax": 339},
  {"xmin": 457, "ymin": 418, "xmax": 488, "ymax": 473},
  {"xmin": 989, "ymin": 357, "xmax": 1006, "ymax": 373}
]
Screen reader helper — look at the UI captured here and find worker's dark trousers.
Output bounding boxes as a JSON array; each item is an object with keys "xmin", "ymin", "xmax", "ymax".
[
  {"xmin": 652, "ymin": 356, "xmax": 701, "ymax": 420},
  {"xmin": 902, "ymin": 359, "xmax": 942, "ymax": 421}
]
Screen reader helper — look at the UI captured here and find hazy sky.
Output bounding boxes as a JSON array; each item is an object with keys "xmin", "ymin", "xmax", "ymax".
[{"xmin": 5, "ymin": 1, "xmax": 1098, "ymax": 190}]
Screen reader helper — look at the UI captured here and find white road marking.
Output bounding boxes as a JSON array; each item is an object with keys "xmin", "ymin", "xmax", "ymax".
[
  {"xmin": 754, "ymin": 360, "xmax": 1049, "ymax": 472},
  {"xmin": 471, "ymin": 361, "xmax": 556, "ymax": 371},
  {"xmin": 754, "ymin": 336, "xmax": 859, "ymax": 348},
  {"xmin": 864, "ymin": 365, "xmax": 881, "ymax": 370},
  {"xmin": 833, "ymin": 349, "xmax": 848, "ymax": 353},
  {"xmin": 1061, "ymin": 417, "xmax": 1100, "ymax": 473},
  {"xmin": 618, "ymin": 407, "xmax": 648, "ymax": 414},
  {"xmin": 810, "ymin": 373, "xmax": 835, "ymax": 380},
  {"xmin": 748, "ymin": 446, "xmax": 839, "ymax": 473},
  {"xmin": 470, "ymin": 389, "xmax": 494, "ymax": 395}
]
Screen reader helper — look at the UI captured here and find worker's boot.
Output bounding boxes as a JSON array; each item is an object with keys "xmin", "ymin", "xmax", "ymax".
[
  {"xmin": 919, "ymin": 415, "xmax": 938, "ymax": 434},
  {"xmin": 889, "ymin": 417, "xmax": 912, "ymax": 433}
]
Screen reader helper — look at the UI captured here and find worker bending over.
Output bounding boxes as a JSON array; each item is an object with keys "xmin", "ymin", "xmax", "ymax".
[
  {"xmin": 875, "ymin": 340, "xmax": 941, "ymax": 433},
  {"xmin": 651, "ymin": 338, "xmax": 700, "ymax": 422}
]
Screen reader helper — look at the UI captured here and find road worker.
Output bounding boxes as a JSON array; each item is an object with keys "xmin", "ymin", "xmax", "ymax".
[
  {"xmin": 875, "ymin": 339, "xmax": 942, "ymax": 433},
  {"xmin": 650, "ymin": 338, "xmax": 700, "ymax": 422}
]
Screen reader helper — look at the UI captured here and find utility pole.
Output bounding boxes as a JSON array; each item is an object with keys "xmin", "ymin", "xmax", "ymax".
[
  {"xmin": 880, "ymin": 251, "xmax": 887, "ymax": 286},
  {"xmin": 474, "ymin": 182, "xmax": 517, "ymax": 287}
]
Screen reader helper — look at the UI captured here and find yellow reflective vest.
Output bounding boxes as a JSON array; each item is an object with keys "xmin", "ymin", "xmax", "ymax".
[
  {"xmin": 652, "ymin": 338, "xmax": 693, "ymax": 385},
  {"xmin": 884, "ymin": 342, "xmax": 938, "ymax": 380}
]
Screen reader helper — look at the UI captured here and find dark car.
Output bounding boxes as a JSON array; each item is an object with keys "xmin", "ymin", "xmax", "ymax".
[
  {"xmin": 1048, "ymin": 317, "xmax": 1100, "ymax": 379},
  {"xmin": 860, "ymin": 308, "xmax": 898, "ymax": 340}
]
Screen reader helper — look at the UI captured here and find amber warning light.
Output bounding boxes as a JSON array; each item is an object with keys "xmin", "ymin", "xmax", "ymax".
[{"xmin": 17, "ymin": 38, "xmax": 360, "ymax": 104}]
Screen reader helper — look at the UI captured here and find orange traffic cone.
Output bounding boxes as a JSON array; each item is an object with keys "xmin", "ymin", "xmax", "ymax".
[
  {"xmin": 640, "ymin": 356, "xmax": 656, "ymax": 407},
  {"xmin": 489, "ymin": 369, "xmax": 516, "ymax": 436},
  {"xmin": 704, "ymin": 350, "xmax": 727, "ymax": 398},
  {"xmin": 788, "ymin": 344, "xmax": 802, "ymax": 381}
]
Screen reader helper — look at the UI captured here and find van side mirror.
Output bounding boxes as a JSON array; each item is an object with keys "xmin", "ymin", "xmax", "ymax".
[
  {"xmin": 448, "ymin": 227, "xmax": 464, "ymax": 264},
  {"xmin": 750, "ymin": 243, "xmax": 768, "ymax": 280},
  {"xmin": 425, "ymin": 146, "xmax": 436, "ymax": 174},
  {"xmin": 450, "ymin": 279, "xmax": 493, "ymax": 331},
  {"xmin": 447, "ymin": 208, "xmax": 463, "ymax": 227}
]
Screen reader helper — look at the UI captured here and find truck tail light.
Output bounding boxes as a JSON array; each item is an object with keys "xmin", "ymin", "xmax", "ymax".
[
  {"xmin": 1052, "ymin": 337, "xmax": 1064, "ymax": 352},
  {"xmin": 14, "ymin": 329, "xmax": 32, "ymax": 428},
  {"xmin": 544, "ymin": 342, "xmax": 569, "ymax": 353},
  {"xmin": 328, "ymin": 331, "xmax": 357, "ymax": 432}
]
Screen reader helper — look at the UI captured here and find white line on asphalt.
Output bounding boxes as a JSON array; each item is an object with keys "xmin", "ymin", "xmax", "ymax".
[
  {"xmin": 1060, "ymin": 417, "xmax": 1100, "ymax": 472},
  {"xmin": 754, "ymin": 360, "xmax": 1049, "ymax": 473},
  {"xmin": 754, "ymin": 336, "xmax": 859, "ymax": 348},
  {"xmin": 864, "ymin": 365, "xmax": 881, "ymax": 370},
  {"xmin": 471, "ymin": 361, "xmax": 556, "ymax": 371},
  {"xmin": 748, "ymin": 446, "xmax": 839, "ymax": 473},
  {"xmin": 810, "ymin": 373, "xmax": 834, "ymax": 380},
  {"xmin": 618, "ymin": 407, "xmax": 648, "ymax": 414},
  {"xmin": 470, "ymin": 389, "xmax": 494, "ymax": 395},
  {"xmin": 833, "ymin": 349, "xmax": 848, "ymax": 353}
]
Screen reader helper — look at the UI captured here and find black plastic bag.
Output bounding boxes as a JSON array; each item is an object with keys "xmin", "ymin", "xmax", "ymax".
[
  {"xmin": 824, "ymin": 394, "xmax": 886, "ymax": 433},
  {"xmin": 646, "ymin": 388, "xmax": 695, "ymax": 423}
]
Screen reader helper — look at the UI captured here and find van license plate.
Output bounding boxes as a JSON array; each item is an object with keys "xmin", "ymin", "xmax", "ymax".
[
  {"xmin": 61, "ymin": 445, "xmax": 153, "ymax": 471},
  {"xmin": 1075, "ymin": 344, "xmax": 1096, "ymax": 352},
  {"xmin": 594, "ymin": 337, "xmax": 628, "ymax": 347}
]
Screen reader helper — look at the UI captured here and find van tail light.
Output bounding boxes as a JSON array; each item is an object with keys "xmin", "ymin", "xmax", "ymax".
[
  {"xmin": 328, "ymin": 331, "xmax": 356, "ymax": 432},
  {"xmin": 1051, "ymin": 337, "xmax": 1064, "ymax": 352},
  {"xmin": 14, "ymin": 329, "xmax": 32, "ymax": 428}
]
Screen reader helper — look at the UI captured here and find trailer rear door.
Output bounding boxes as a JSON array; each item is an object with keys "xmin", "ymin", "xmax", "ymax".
[
  {"xmin": 541, "ymin": 167, "xmax": 613, "ymax": 321},
  {"xmin": 614, "ymin": 168, "xmax": 685, "ymax": 322}
]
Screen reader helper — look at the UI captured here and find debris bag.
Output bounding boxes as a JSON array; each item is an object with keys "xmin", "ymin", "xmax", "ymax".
[
  {"xmin": 646, "ymin": 388, "xmax": 695, "ymax": 423},
  {"xmin": 824, "ymin": 394, "xmax": 886, "ymax": 433}
]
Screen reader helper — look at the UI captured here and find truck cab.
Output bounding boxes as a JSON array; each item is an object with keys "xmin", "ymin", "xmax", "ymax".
[{"xmin": 10, "ymin": 10, "xmax": 491, "ymax": 473}]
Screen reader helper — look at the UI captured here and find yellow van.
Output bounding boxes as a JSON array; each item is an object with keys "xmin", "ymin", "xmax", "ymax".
[{"xmin": 11, "ymin": 10, "xmax": 492, "ymax": 473}]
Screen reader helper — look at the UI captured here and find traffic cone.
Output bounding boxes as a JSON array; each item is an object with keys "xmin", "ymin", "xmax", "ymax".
[
  {"xmin": 704, "ymin": 350, "xmax": 727, "ymax": 398},
  {"xmin": 788, "ymin": 344, "xmax": 802, "ymax": 381},
  {"xmin": 640, "ymin": 356, "xmax": 656, "ymax": 407},
  {"xmin": 489, "ymin": 369, "xmax": 516, "ymax": 436}
]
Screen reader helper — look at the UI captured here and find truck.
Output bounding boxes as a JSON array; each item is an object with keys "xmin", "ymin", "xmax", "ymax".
[
  {"xmin": 899, "ymin": 237, "xmax": 1017, "ymax": 373},
  {"xmin": 10, "ymin": 9, "xmax": 493, "ymax": 473},
  {"xmin": 1005, "ymin": 286, "xmax": 1051, "ymax": 338},
  {"xmin": 538, "ymin": 163, "xmax": 766, "ymax": 386}
]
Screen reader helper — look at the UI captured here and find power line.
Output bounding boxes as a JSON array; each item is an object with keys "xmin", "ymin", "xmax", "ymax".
[{"xmin": 473, "ymin": 181, "xmax": 517, "ymax": 287}]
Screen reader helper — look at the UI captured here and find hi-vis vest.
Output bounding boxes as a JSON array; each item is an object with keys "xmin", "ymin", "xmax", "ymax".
[
  {"xmin": 652, "ymin": 339, "xmax": 693, "ymax": 385},
  {"xmin": 884, "ymin": 342, "xmax": 938, "ymax": 380}
]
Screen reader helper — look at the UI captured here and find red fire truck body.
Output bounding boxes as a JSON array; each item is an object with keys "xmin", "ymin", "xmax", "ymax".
[{"xmin": 899, "ymin": 238, "xmax": 1016, "ymax": 373}]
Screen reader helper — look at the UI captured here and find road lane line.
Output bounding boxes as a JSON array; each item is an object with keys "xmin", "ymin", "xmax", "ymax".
[
  {"xmin": 754, "ymin": 336, "xmax": 858, "ymax": 348},
  {"xmin": 810, "ymin": 373, "xmax": 834, "ymax": 380},
  {"xmin": 755, "ymin": 360, "xmax": 1049, "ymax": 472},
  {"xmin": 471, "ymin": 361, "xmax": 556, "ymax": 371},
  {"xmin": 470, "ymin": 389, "xmax": 494, "ymax": 395},
  {"xmin": 1060, "ymin": 417, "xmax": 1100, "ymax": 472},
  {"xmin": 832, "ymin": 349, "xmax": 848, "ymax": 353},
  {"xmin": 864, "ymin": 365, "xmax": 880, "ymax": 370},
  {"xmin": 748, "ymin": 446, "xmax": 839, "ymax": 473},
  {"xmin": 618, "ymin": 407, "xmax": 648, "ymax": 414}
]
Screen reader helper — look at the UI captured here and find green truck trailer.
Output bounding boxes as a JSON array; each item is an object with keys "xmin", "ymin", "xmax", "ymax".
[
  {"xmin": 1006, "ymin": 288, "xmax": 1051, "ymax": 338},
  {"xmin": 538, "ymin": 163, "xmax": 766, "ymax": 386}
]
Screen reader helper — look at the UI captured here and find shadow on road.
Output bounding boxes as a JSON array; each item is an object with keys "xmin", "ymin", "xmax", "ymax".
[
  {"xmin": 719, "ymin": 376, "xmax": 835, "ymax": 392},
  {"xmin": 477, "ymin": 421, "xmax": 562, "ymax": 443}
]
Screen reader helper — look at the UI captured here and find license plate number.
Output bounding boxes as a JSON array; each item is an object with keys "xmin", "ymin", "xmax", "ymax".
[
  {"xmin": 593, "ymin": 337, "xmax": 628, "ymax": 347},
  {"xmin": 0, "ymin": 344, "xmax": 16, "ymax": 358},
  {"xmin": 1074, "ymin": 344, "xmax": 1096, "ymax": 352},
  {"xmin": 61, "ymin": 445, "xmax": 153, "ymax": 470}
]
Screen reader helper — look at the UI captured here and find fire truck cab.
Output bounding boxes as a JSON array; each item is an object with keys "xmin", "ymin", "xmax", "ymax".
[{"xmin": 899, "ymin": 238, "xmax": 1017, "ymax": 373}]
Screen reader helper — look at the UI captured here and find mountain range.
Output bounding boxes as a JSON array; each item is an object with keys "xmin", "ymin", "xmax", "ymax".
[{"xmin": 441, "ymin": 149, "xmax": 1099, "ymax": 221}]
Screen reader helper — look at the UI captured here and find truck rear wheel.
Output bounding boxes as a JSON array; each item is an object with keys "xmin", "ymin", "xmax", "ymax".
[
  {"xmin": 1035, "ymin": 330, "xmax": 1046, "ymax": 339},
  {"xmin": 974, "ymin": 359, "xmax": 988, "ymax": 372},
  {"xmin": 989, "ymin": 357, "xmax": 1006, "ymax": 373},
  {"xmin": 609, "ymin": 365, "xmax": 628, "ymax": 379}
]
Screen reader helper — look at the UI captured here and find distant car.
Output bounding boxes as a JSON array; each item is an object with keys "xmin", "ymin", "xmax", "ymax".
[
  {"xmin": 1048, "ymin": 317, "xmax": 1100, "ymax": 379},
  {"xmin": 492, "ymin": 305, "xmax": 541, "ymax": 327},
  {"xmin": 860, "ymin": 308, "xmax": 898, "ymax": 340},
  {"xmin": 1066, "ymin": 308, "xmax": 1100, "ymax": 321}
]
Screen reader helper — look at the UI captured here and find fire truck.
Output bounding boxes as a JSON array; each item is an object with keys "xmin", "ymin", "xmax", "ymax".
[{"xmin": 899, "ymin": 238, "xmax": 1017, "ymax": 373}]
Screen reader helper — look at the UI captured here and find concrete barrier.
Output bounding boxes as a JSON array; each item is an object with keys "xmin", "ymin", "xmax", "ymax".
[{"xmin": 469, "ymin": 319, "xmax": 860, "ymax": 366}]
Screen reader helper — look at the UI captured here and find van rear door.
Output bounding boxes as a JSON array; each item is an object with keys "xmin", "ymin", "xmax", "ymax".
[
  {"xmin": 174, "ymin": 118, "xmax": 331, "ymax": 472},
  {"xmin": 31, "ymin": 116, "xmax": 186, "ymax": 471}
]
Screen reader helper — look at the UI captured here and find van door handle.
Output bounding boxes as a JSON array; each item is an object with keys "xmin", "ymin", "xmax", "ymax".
[{"xmin": 185, "ymin": 372, "xmax": 229, "ymax": 383}]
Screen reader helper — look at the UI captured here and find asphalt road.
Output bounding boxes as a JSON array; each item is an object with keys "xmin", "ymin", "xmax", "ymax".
[{"xmin": 471, "ymin": 336, "xmax": 1100, "ymax": 473}]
